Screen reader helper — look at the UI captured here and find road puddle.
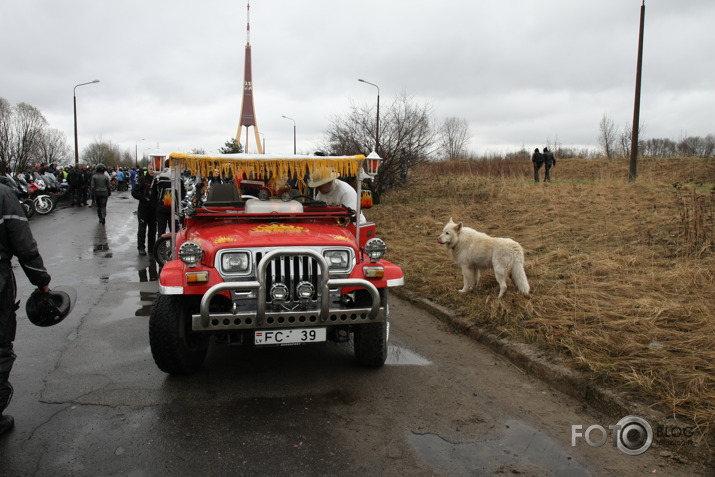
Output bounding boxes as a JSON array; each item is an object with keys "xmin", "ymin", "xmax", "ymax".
[
  {"xmin": 386, "ymin": 345, "xmax": 431, "ymax": 366},
  {"xmin": 135, "ymin": 291, "xmax": 157, "ymax": 316},
  {"xmin": 409, "ymin": 419, "xmax": 591, "ymax": 476},
  {"xmin": 138, "ymin": 259, "xmax": 159, "ymax": 282}
]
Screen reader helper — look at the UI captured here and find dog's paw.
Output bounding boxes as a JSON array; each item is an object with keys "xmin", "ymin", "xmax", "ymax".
[{"xmin": 458, "ymin": 288, "xmax": 468, "ymax": 293}]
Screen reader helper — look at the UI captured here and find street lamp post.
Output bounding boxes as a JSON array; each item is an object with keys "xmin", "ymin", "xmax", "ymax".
[
  {"xmin": 259, "ymin": 133, "xmax": 266, "ymax": 154},
  {"xmin": 73, "ymin": 80, "xmax": 100, "ymax": 165},
  {"xmin": 282, "ymin": 115, "xmax": 296, "ymax": 154},
  {"xmin": 135, "ymin": 139, "xmax": 145, "ymax": 167},
  {"xmin": 358, "ymin": 78, "xmax": 380, "ymax": 154}
]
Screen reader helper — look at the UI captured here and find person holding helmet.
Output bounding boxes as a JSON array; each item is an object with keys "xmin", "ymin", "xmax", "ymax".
[
  {"xmin": 91, "ymin": 164, "xmax": 111, "ymax": 224},
  {"xmin": 308, "ymin": 167, "xmax": 365, "ymax": 223},
  {"xmin": 0, "ymin": 181, "xmax": 52, "ymax": 437}
]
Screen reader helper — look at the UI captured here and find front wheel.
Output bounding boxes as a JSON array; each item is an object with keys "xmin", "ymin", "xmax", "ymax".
[
  {"xmin": 22, "ymin": 200, "xmax": 35, "ymax": 219},
  {"xmin": 149, "ymin": 295, "xmax": 209, "ymax": 375},
  {"xmin": 33, "ymin": 195, "xmax": 55, "ymax": 215},
  {"xmin": 153, "ymin": 236, "xmax": 172, "ymax": 267},
  {"xmin": 353, "ymin": 289, "xmax": 389, "ymax": 367}
]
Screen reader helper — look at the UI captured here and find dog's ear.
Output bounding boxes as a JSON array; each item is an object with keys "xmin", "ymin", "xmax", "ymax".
[
  {"xmin": 455, "ymin": 222, "xmax": 463, "ymax": 232},
  {"xmin": 447, "ymin": 217, "xmax": 454, "ymax": 225}
]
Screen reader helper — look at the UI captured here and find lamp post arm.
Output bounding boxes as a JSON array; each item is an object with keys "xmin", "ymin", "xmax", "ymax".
[
  {"xmin": 358, "ymin": 79, "xmax": 380, "ymax": 154},
  {"xmin": 72, "ymin": 80, "xmax": 100, "ymax": 165}
]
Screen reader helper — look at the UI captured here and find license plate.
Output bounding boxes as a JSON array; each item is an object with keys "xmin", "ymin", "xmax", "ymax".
[{"xmin": 254, "ymin": 328, "xmax": 326, "ymax": 346}]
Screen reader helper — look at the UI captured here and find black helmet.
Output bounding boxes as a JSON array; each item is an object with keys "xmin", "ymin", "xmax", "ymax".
[
  {"xmin": 25, "ymin": 287, "xmax": 75, "ymax": 327},
  {"xmin": 96, "ymin": 163, "xmax": 106, "ymax": 173}
]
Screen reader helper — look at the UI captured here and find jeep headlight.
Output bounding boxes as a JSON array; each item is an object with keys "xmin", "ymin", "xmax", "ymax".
[
  {"xmin": 221, "ymin": 252, "xmax": 250, "ymax": 273},
  {"xmin": 324, "ymin": 249, "xmax": 350, "ymax": 271},
  {"xmin": 179, "ymin": 241, "xmax": 203, "ymax": 267},
  {"xmin": 365, "ymin": 238, "xmax": 386, "ymax": 262}
]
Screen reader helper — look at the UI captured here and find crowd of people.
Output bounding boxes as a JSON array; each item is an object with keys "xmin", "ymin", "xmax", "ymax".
[{"xmin": 5, "ymin": 162, "xmax": 139, "ymax": 209}]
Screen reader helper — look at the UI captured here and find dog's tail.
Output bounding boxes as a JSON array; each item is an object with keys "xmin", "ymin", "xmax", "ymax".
[{"xmin": 511, "ymin": 248, "xmax": 530, "ymax": 295}]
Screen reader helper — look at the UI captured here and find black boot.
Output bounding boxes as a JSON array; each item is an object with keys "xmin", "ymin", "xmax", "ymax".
[{"xmin": 0, "ymin": 414, "xmax": 14, "ymax": 436}]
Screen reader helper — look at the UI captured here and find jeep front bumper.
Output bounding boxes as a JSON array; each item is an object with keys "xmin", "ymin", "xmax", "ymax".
[{"xmin": 190, "ymin": 248, "xmax": 383, "ymax": 331}]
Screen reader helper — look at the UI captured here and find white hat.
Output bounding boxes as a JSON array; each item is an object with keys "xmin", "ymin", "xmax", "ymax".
[{"xmin": 308, "ymin": 168, "xmax": 339, "ymax": 188}]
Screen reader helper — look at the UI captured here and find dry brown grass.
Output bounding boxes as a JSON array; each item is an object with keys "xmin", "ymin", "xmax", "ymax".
[{"xmin": 366, "ymin": 156, "xmax": 715, "ymax": 435}]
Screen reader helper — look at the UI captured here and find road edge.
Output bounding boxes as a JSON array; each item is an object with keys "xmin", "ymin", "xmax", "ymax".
[{"xmin": 393, "ymin": 288, "xmax": 714, "ymax": 469}]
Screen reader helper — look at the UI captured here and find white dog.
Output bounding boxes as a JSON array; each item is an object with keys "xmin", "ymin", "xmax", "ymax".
[{"xmin": 437, "ymin": 218, "xmax": 530, "ymax": 298}]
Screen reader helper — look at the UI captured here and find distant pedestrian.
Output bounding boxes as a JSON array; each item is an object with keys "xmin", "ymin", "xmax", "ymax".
[
  {"xmin": 531, "ymin": 148, "xmax": 544, "ymax": 183},
  {"xmin": 130, "ymin": 167, "xmax": 137, "ymax": 190},
  {"xmin": 66, "ymin": 165, "xmax": 83, "ymax": 206},
  {"xmin": 116, "ymin": 168, "xmax": 126, "ymax": 191},
  {"xmin": 91, "ymin": 164, "xmax": 111, "ymax": 224},
  {"xmin": 543, "ymin": 147, "xmax": 556, "ymax": 182},
  {"xmin": 81, "ymin": 164, "xmax": 92, "ymax": 206}
]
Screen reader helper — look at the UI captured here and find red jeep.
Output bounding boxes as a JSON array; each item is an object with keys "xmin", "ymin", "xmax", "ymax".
[{"xmin": 149, "ymin": 152, "xmax": 404, "ymax": 375}]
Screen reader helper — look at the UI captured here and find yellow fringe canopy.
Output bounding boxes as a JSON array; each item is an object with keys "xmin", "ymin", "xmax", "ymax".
[{"xmin": 169, "ymin": 152, "xmax": 365, "ymax": 191}]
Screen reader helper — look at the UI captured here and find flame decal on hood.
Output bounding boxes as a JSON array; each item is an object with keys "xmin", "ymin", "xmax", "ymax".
[
  {"xmin": 213, "ymin": 236, "xmax": 237, "ymax": 244},
  {"xmin": 327, "ymin": 234, "xmax": 352, "ymax": 242},
  {"xmin": 252, "ymin": 224, "xmax": 309, "ymax": 234}
]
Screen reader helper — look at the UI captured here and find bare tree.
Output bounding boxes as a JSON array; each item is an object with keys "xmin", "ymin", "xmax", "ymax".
[
  {"xmin": 37, "ymin": 128, "xmax": 72, "ymax": 166},
  {"xmin": 0, "ymin": 97, "xmax": 11, "ymax": 173},
  {"xmin": 82, "ymin": 139, "xmax": 123, "ymax": 168},
  {"xmin": 322, "ymin": 91, "xmax": 437, "ymax": 199},
  {"xmin": 10, "ymin": 102, "xmax": 48, "ymax": 173},
  {"xmin": 439, "ymin": 117, "xmax": 471, "ymax": 161},
  {"xmin": 598, "ymin": 114, "xmax": 617, "ymax": 159}
]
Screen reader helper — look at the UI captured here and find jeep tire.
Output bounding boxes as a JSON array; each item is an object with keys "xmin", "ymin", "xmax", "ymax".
[
  {"xmin": 149, "ymin": 295, "xmax": 209, "ymax": 375},
  {"xmin": 353, "ymin": 289, "xmax": 389, "ymax": 367},
  {"xmin": 153, "ymin": 236, "xmax": 172, "ymax": 268}
]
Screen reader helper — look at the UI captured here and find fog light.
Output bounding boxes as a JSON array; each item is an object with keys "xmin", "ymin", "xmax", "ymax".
[
  {"xmin": 270, "ymin": 283, "xmax": 289, "ymax": 302},
  {"xmin": 296, "ymin": 281, "xmax": 315, "ymax": 301},
  {"xmin": 179, "ymin": 241, "xmax": 203, "ymax": 267},
  {"xmin": 365, "ymin": 238, "xmax": 386, "ymax": 262}
]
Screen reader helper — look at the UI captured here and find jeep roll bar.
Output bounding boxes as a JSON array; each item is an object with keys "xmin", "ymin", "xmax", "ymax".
[{"xmin": 164, "ymin": 152, "xmax": 382, "ymax": 260}]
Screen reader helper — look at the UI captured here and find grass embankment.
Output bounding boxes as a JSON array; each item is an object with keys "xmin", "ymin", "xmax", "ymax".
[{"xmin": 366, "ymin": 156, "xmax": 715, "ymax": 437}]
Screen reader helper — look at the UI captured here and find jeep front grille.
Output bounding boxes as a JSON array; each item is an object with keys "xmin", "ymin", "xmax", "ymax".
[{"xmin": 256, "ymin": 251, "xmax": 321, "ymax": 303}]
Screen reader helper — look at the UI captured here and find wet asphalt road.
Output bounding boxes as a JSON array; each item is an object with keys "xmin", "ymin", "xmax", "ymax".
[{"xmin": 0, "ymin": 193, "xmax": 709, "ymax": 477}]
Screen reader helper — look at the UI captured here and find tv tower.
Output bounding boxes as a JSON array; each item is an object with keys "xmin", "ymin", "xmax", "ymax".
[{"xmin": 235, "ymin": 1, "xmax": 264, "ymax": 153}]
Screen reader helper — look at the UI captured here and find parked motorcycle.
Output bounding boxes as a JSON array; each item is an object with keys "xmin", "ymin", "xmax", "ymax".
[{"xmin": 23, "ymin": 176, "xmax": 56, "ymax": 215}]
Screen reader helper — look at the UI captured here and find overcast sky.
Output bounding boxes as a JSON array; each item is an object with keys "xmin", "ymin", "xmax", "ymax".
[{"xmin": 2, "ymin": 0, "xmax": 713, "ymax": 160}]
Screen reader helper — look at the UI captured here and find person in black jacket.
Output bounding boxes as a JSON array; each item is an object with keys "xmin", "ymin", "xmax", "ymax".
[
  {"xmin": 0, "ymin": 182, "xmax": 52, "ymax": 437},
  {"xmin": 132, "ymin": 168, "xmax": 156, "ymax": 255},
  {"xmin": 543, "ymin": 147, "xmax": 556, "ymax": 182},
  {"xmin": 66, "ymin": 165, "xmax": 83, "ymax": 206},
  {"xmin": 531, "ymin": 148, "xmax": 544, "ymax": 183}
]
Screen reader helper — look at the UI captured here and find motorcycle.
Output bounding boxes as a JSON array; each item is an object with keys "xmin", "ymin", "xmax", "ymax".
[{"xmin": 25, "ymin": 176, "xmax": 56, "ymax": 215}]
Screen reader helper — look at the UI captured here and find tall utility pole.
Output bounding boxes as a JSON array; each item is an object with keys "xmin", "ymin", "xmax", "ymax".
[
  {"xmin": 629, "ymin": 1, "xmax": 646, "ymax": 182},
  {"xmin": 235, "ymin": 1, "xmax": 263, "ymax": 154},
  {"xmin": 135, "ymin": 138, "xmax": 145, "ymax": 167}
]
